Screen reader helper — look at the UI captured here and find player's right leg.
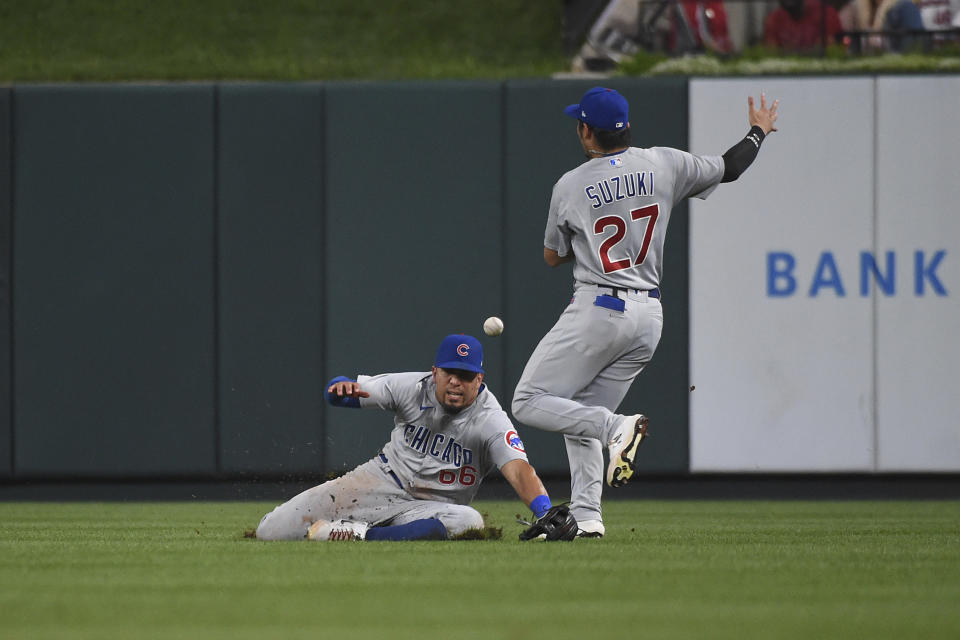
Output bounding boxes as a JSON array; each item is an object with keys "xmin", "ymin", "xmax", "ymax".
[
  {"xmin": 511, "ymin": 295, "xmax": 630, "ymax": 442},
  {"xmin": 255, "ymin": 486, "xmax": 338, "ymax": 541},
  {"xmin": 255, "ymin": 459, "xmax": 403, "ymax": 540},
  {"xmin": 606, "ymin": 414, "xmax": 649, "ymax": 487}
]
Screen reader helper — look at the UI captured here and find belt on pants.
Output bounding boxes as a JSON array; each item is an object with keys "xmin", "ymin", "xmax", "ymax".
[
  {"xmin": 378, "ymin": 452, "xmax": 404, "ymax": 489},
  {"xmin": 595, "ymin": 284, "xmax": 661, "ymax": 299}
]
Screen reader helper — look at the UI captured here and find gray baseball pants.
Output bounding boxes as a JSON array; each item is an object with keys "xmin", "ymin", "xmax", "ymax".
[
  {"xmin": 256, "ymin": 458, "xmax": 484, "ymax": 540},
  {"xmin": 512, "ymin": 285, "xmax": 663, "ymax": 523}
]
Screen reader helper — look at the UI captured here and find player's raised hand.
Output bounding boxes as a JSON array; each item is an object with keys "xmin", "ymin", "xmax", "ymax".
[
  {"xmin": 748, "ymin": 92, "xmax": 779, "ymax": 135},
  {"xmin": 327, "ymin": 381, "xmax": 370, "ymax": 399}
]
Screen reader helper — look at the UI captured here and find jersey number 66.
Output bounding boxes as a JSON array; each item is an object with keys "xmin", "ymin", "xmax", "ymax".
[{"xmin": 438, "ymin": 466, "xmax": 478, "ymax": 486}]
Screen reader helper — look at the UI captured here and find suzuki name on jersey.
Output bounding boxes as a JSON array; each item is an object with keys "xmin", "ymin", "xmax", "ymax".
[
  {"xmin": 403, "ymin": 424, "xmax": 474, "ymax": 468},
  {"xmin": 584, "ymin": 171, "xmax": 654, "ymax": 209}
]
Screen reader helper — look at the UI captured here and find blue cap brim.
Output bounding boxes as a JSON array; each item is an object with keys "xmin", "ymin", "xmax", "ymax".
[
  {"xmin": 435, "ymin": 361, "xmax": 484, "ymax": 374},
  {"xmin": 564, "ymin": 103, "xmax": 582, "ymax": 120}
]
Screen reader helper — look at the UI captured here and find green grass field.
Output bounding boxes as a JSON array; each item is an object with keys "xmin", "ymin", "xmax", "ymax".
[
  {"xmin": 1, "ymin": 500, "xmax": 958, "ymax": 639},
  {"xmin": 0, "ymin": 0, "xmax": 566, "ymax": 81}
]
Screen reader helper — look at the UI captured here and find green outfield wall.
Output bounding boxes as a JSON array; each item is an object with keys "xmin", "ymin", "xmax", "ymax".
[
  {"xmin": 0, "ymin": 80, "xmax": 691, "ymax": 480},
  {"xmin": 12, "ymin": 85, "xmax": 217, "ymax": 477},
  {"xmin": 0, "ymin": 88, "xmax": 10, "ymax": 477}
]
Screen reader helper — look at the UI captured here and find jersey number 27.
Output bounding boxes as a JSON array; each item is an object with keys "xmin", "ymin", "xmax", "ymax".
[{"xmin": 594, "ymin": 203, "xmax": 660, "ymax": 274}]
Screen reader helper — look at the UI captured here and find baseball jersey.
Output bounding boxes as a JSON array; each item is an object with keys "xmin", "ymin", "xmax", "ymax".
[
  {"xmin": 545, "ymin": 146, "xmax": 725, "ymax": 290},
  {"xmin": 357, "ymin": 372, "xmax": 528, "ymax": 504}
]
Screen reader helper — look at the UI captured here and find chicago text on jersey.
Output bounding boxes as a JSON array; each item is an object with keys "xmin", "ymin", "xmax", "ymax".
[{"xmin": 403, "ymin": 424, "xmax": 474, "ymax": 467}]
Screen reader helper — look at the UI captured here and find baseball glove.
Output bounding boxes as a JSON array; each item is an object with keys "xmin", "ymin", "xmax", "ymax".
[{"xmin": 518, "ymin": 504, "xmax": 578, "ymax": 541}]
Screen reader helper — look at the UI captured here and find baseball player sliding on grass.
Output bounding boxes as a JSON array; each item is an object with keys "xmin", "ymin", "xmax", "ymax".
[
  {"xmin": 257, "ymin": 334, "xmax": 576, "ymax": 542},
  {"xmin": 512, "ymin": 87, "xmax": 779, "ymax": 538}
]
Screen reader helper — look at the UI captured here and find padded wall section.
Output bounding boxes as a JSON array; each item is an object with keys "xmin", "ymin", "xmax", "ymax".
[
  {"xmin": 0, "ymin": 89, "xmax": 10, "ymax": 477},
  {"xmin": 13, "ymin": 85, "xmax": 216, "ymax": 476},
  {"xmin": 324, "ymin": 82, "xmax": 504, "ymax": 471},
  {"xmin": 690, "ymin": 78, "xmax": 875, "ymax": 471},
  {"xmin": 504, "ymin": 78, "xmax": 691, "ymax": 474},
  {"xmin": 875, "ymin": 76, "xmax": 960, "ymax": 470},
  {"xmin": 217, "ymin": 84, "xmax": 326, "ymax": 473}
]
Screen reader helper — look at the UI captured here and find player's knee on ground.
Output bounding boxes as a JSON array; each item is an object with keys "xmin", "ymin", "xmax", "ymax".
[
  {"xmin": 435, "ymin": 505, "xmax": 485, "ymax": 537},
  {"xmin": 255, "ymin": 504, "xmax": 307, "ymax": 541}
]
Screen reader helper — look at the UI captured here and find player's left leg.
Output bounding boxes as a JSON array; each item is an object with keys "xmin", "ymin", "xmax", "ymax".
[
  {"xmin": 564, "ymin": 436, "xmax": 604, "ymax": 531},
  {"xmin": 309, "ymin": 507, "xmax": 472, "ymax": 542},
  {"xmin": 308, "ymin": 499, "xmax": 483, "ymax": 541},
  {"xmin": 308, "ymin": 518, "xmax": 449, "ymax": 541},
  {"xmin": 563, "ymin": 296, "xmax": 663, "ymax": 523},
  {"xmin": 564, "ymin": 355, "xmax": 653, "ymax": 530},
  {"xmin": 365, "ymin": 519, "xmax": 449, "ymax": 541},
  {"xmin": 387, "ymin": 502, "xmax": 485, "ymax": 538}
]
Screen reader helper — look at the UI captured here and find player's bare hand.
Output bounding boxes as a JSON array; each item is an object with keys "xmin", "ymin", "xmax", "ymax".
[
  {"xmin": 327, "ymin": 381, "xmax": 370, "ymax": 399},
  {"xmin": 748, "ymin": 92, "xmax": 779, "ymax": 135}
]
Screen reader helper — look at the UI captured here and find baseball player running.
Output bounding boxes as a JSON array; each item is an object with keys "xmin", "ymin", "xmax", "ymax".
[
  {"xmin": 512, "ymin": 87, "xmax": 779, "ymax": 537},
  {"xmin": 256, "ymin": 334, "xmax": 575, "ymax": 541}
]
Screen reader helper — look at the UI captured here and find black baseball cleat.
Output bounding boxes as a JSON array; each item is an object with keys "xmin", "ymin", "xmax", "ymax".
[{"xmin": 605, "ymin": 414, "xmax": 649, "ymax": 487}]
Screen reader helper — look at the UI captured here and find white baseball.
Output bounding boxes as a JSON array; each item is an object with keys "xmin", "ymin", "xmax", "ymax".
[{"xmin": 483, "ymin": 316, "xmax": 504, "ymax": 336}]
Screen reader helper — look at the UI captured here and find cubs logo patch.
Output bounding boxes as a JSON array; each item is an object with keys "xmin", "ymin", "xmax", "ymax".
[
  {"xmin": 456, "ymin": 343, "xmax": 470, "ymax": 357},
  {"xmin": 505, "ymin": 430, "xmax": 525, "ymax": 453}
]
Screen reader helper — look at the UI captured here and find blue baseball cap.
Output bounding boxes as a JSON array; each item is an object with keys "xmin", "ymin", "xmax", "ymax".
[
  {"xmin": 435, "ymin": 334, "xmax": 484, "ymax": 374},
  {"xmin": 564, "ymin": 87, "xmax": 629, "ymax": 132}
]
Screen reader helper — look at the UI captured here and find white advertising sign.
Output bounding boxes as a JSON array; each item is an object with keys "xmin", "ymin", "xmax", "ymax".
[
  {"xmin": 874, "ymin": 76, "xmax": 960, "ymax": 470},
  {"xmin": 688, "ymin": 77, "xmax": 960, "ymax": 471}
]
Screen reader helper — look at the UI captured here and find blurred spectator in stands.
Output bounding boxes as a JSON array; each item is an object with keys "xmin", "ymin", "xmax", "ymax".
[
  {"xmin": 914, "ymin": 0, "xmax": 954, "ymax": 30},
  {"xmin": 764, "ymin": 0, "xmax": 843, "ymax": 52},
  {"xmin": 838, "ymin": 0, "xmax": 925, "ymax": 50},
  {"xmin": 569, "ymin": 0, "xmax": 642, "ymax": 73},
  {"xmin": 670, "ymin": 0, "xmax": 733, "ymax": 54}
]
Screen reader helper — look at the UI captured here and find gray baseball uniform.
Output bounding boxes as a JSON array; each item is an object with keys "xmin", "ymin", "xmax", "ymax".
[
  {"xmin": 512, "ymin": 146, "xmax": 724, "ymax": 524},
  {"xmin": 257, "ymin": 371, "xmax": 528, "ymax": 540}
]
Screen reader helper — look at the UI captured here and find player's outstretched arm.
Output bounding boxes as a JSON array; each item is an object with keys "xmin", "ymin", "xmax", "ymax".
[
  {"xmin": 326, "ymin": 376, "xmax": 371, "ymax": 408},
  {"xmin": 503, "ymin": 459, "xmax": 578, "ymax": 541},
  {"xmin": 749, "ymin": 92, "xmax": 779, "ymax": 135},
  {"xmin": 500, "ymin": 459, "xmax": 549, "ymax": 511},
  {"xmin": 720, "ymin": 92, "xmax": 780, "ymax": 183}
]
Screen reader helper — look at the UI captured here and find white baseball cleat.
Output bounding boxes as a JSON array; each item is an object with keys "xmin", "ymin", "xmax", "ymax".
[
  {"xmin": 576, "ymin": 519, "xmax": 605, "ymax": 538},
  {"xmin": 606, "ymin": 414, "xmax": 649, "ymax": 487},
  {"xmin": 307, "ymin": 519, "xmax": 369, "ymax": 541}
]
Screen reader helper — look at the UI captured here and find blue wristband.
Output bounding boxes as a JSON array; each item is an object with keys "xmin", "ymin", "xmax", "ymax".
[
  {"xmin": 326, "ymin": 375, "xmax": 361, "ymax": 408},
  {"xmin": 530, "ymin": 495, "xmax": 552, "ymax": 519}
]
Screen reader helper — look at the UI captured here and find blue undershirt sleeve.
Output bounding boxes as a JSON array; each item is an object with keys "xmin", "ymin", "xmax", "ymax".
[{"xmin": 325, "ymin": 375, "xmax": 361, "ymax": 408}]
